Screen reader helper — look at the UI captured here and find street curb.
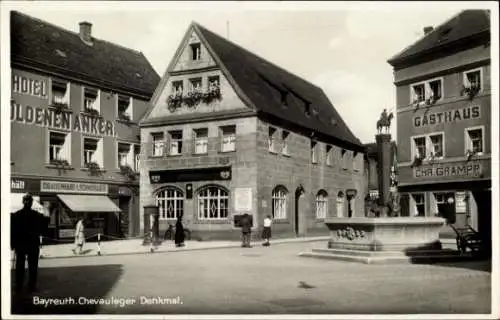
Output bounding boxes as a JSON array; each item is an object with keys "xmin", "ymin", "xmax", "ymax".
[{"xmin": 38, "ymin": 237, "xmax": 330, "ymax": 260}]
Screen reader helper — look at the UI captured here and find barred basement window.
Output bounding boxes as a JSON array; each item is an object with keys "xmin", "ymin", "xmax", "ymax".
[
  {"xmin": 197, "ymin": 186, "xmax": 229, "ymax": 220},
  {"xmin": 156, "ymin": 188, "xmax": 184, "ymax": 220}
]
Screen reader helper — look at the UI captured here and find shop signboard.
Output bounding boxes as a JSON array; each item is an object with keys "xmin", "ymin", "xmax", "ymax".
[{"xmin": 41, "ymin": 180, "xmax": 108, "ymax": 194}]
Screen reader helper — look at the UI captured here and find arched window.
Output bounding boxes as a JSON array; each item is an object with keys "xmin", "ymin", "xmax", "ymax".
[
  {"xmin": 316, "ymin": 190, "xmax": 328, "ymax": 219},
  {"xmin": 272, "ymin": 186, "xmax": 288, "ymax": 219},
  {"xmin": 336, "ymin": 191, "xmax": 345, "ymax": 218},
  {"xmin": 156, "ymin": 187, "xmax": 184, "ymax": 220},
  {"xmin": 197, "ymin": 186, "xmax": 229, "ymax": 220}
]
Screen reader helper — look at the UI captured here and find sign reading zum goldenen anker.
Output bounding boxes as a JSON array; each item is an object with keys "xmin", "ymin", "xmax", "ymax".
[{"xmin": 41, "ymin": 181, "xmax": 108, "ymax": 194}]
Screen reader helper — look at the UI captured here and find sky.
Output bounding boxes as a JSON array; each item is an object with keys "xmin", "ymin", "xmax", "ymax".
[{"xmin": 1, "ymin": 1, "xmax": 494, "ymax": 143}]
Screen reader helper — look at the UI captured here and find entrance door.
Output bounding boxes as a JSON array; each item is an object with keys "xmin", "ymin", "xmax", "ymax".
[
  {"xmin": 436, "ymin": 192, "xmax": 456, "ymax": 224},
  {"xmin": 294, "ymin": 187, "xmax": 304, "ymax": 236},
  {"xmin": 473, "ymin": 190, "xmax": 492, "ymax": 244}
]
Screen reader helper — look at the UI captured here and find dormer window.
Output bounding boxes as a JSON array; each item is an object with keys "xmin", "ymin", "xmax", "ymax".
[
  {"xmin": 280, "ymin": 91, "xmax": 288, "ymax": 107},
  {"xmin": 190, "ymin": 43, "xmax": 201, "ymax": 61},
  {"xmin": 305, "ymin": 102, "xmax": 311, "ymax": 116}
]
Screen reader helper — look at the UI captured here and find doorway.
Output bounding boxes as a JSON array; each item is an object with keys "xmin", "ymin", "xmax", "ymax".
[
  {"xmin": 294, "ymin": 186, "xmax": 305, "ymax": 236},
  {"xmin": 473, "ymin": 190, "xmax": 492, "ymax": 244}
]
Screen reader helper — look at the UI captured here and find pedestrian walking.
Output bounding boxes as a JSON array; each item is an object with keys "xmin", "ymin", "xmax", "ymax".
[
  {"xmin": 72, "ymin": 215, "xmax": 85, "ymax": 255},
  {"xmin": 261, "ymin": 215, "xmax": 272, "ymax": 246},
  {"xmin": 11, "ymin": 193, "xmax": 50, "ymax": 294},
  {"xmin": 240, "ymin": 213, "xmax": 252, "ymax": 248},
  {"xmin": 174, "ymin": 215, "xmax": 185, "ymax": 247}
]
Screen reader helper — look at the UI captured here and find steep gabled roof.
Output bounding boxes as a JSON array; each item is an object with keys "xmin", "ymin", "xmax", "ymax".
[
  {"xmin": 10, "ymin": 11, "xmax": 160, "ymax": 97},
  {"xmin": 194, "ymin": 23, "xmax": 362, "ymax": 149},
  {"xmin": 388, "ymin": 10, "xmax": 490, "ymax": 67}
]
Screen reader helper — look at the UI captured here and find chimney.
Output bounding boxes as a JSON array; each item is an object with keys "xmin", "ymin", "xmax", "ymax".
[
  {"xmin": 79, "ymin": 21, "xmax": 92, "ymax": 44},
  {"xmin": 423, "ymin": 26, "xmax": 434, "ymax": 35}
]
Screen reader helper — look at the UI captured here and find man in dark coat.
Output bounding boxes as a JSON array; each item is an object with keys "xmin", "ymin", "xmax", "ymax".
[
  {"xmin": 174, "ymin": 215, "xmax": 185, "ymax": 247},
  {"xmin": 241, "ymin": 213, "xmax": 252, "ymax": 248},
  {"xmin": 11, "ymin": 194, "xmax": 50, "ymax": 293}
]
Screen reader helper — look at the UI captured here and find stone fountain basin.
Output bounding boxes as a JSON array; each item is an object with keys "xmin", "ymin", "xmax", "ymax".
[{"xmin": 325, "ymin": 217, "xmax": 446, "ymax": 252}]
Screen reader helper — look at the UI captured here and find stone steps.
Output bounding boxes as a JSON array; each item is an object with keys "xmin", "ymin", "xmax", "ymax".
[{"xmin": 298, "ymin": 248, "xmax": 479, "ymax": 264}]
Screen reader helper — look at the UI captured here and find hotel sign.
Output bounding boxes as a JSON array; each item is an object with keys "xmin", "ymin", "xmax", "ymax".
[
  {"xmin": 413, "ymin": 106, "xmax": 480, "ymax": 128},
  {"xmin": 414, "ymin": 163, "xmax": 482, "ymax": 178},
  {"xmin": 12, "ymin": 74, "xmax": 48, "ymax": 99},
  {"xmin": 41, "ymin": 180, "xmax": 108, "ymax": 194},
  {"xmin": 11, "ymin": 102, "xmax": 115, "ymax": 137}
]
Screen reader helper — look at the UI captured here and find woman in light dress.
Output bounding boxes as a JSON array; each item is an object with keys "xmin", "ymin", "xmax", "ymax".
[{"xmin": 72, "ymin": 215, "xmax": 85, "ymax": 255}]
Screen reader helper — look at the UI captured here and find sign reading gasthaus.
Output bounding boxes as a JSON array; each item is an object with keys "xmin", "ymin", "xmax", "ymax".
[{"xmin": 41, "ymin": 180, "xmax": 108, "ymax": 194}]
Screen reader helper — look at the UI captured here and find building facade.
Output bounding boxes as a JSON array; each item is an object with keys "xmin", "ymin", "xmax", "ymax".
[
  {"xmin": 139, "ymin": 23, "xmax": 365, "ymax": 240},
  {"xmin": 388, "ymin": 10, "xmax": 491, "ymax": 240},
  {"xmin": 10, "ymin": 11, "xmax": 159, "ymax": 242}
]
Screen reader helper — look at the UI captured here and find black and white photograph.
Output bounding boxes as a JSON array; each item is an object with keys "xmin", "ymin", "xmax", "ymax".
[{"xmin": 1, "ymin": 1, "xmax": 498, "ymax": 319}]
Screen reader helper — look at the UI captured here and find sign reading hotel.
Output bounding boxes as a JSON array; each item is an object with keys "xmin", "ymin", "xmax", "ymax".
[
  {"xmin": 413, "ymin": 106, "xmax": 480, "ymax": 127},
  {"xmin": 414, "ymin": 163, "xmax": 482, "ymax": 178},
  {"xmin": 41, "ymin": 180, "xmax": 108, "ymax": 194},
  {"xmin": 234, "ymin": 188, "xmax": 252, "ymax": 211},
  {"xmin": 12, "ymin": 74, "xmax": 48, "ymax": 99}
]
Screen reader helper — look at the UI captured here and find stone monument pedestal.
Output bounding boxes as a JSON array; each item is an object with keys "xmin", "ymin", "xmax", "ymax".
[{"xmin": 299, "ymin": 217, "xmax": 469, "ymax": 264}]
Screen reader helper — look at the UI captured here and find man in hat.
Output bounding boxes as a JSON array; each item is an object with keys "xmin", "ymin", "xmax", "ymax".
[
  {"xmin": 11, "ymin": 193, "xmax": 50, "ymax": 293},
  {"xmin": 240, "ymin": 213, "xmax": 253, "ymax": 248}
]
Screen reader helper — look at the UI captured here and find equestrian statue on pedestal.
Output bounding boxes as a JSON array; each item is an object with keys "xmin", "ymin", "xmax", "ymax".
[{"xmin": 376, "ymin": 109, "xmax": 393, "ymax": 134}]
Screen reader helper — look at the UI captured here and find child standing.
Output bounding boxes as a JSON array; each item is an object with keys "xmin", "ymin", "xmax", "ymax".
[{"xmin": 262, "ymin": 215, "xmax": 272, "ymax": 246}]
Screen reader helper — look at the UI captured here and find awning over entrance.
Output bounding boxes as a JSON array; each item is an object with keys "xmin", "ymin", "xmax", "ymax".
[
  {"xmin": 10, "ymin": 193, "xmax": 46, "ymax": 215},
  {"xmin": 57, "ymin": 195, "xmax": 121, "ymax": 212}
]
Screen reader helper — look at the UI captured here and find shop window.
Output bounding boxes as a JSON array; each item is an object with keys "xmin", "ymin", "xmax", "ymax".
[
  {"xmin": 194, "ymin": 128, "xmax": 208, "ymax": 154},
  {"xmin": 315, "ymin": 190, "xmax": 328, "ymax": 219},
  {"xmin": 151, "ymin": 132, "xmax": 164, "ymax": 157},
  {"xmin": 311, "ymin": 140, "xmax": 317, "ymax": 163},
  {"xmin": 169, "ymin": 130, "xmax": 183, "ymax": 155},
  {"xmin": 134, "ymin": 145, "xmax": 141, "ymax": 172},
  {"xmin": 156, "ymin": 187, "xmax": 184, "ymax": 220},
  {"xmin": 197, "ymin": 186, "xmax": 229, "ymax": 220},
  {"xmin": 51, "ymin": 79, "xmax": 70, "ymax": 105},
  {"xmin": 48, "ymin": 131, "xmax": 71, "ymax": 164},
  {"xmin": 336, "ymin": 191, "xmax": 344, "ymax": 217},
  {"xmin": 325, "ymin": 145, "xmax": 332, "ymax": 165},
  {"xmin": 83, "ymin": 87, "xmax": 99, "ymax": 113},
  {"xmin": 83, "ymin": 137, "xmax": 103, "ymax": 167},
  {"xmin": 268, "ymin": 127, "xmax": 277, "ymax": 153},
  {"xmin": 117, "ymin": 142, "xmax": 133, "ymax": 168},
  {"xmin": 282, "ymin": 131, "xmax": 290, "ymax": 155},
  {"xmin": 434, "ymin": 192, "xmax": 456, "ymax": 224},
  {"xmin": 411, "ymin": 193, "xmax": 425, "ymax": 217},
  {"xmin": 190, "ymin": 43, "xmax": 201, "ymax": 61},
  {"xmin": 272, "ymin": 186, "xmax": 288, "ymax": 219},
  {"xmin": 465, "ymin": 127, "xmax": 484, "ymax": 155},
  {"xmin": 117, "ymin": 95, "xmax": 133, "ymax": 121}
]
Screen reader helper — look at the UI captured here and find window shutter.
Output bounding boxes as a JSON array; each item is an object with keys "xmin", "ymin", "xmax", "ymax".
[
  {"xmin": 63, "ymin": 133, "xmax": 71, "ymax": 163},
  {"xmin": 64, "ymin": 83, "xmax": 70, "ymax": 104},
  {"xmin": 96, "ymin": 90, "xmax": 101, "ymax": 112},
  {"xmin": 95, "ymin": 138, "xmax": 104, "ymax": 167},
  {"xmin": 127, "ymin": 143, "xmax": 134, "ymax": 166}
]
